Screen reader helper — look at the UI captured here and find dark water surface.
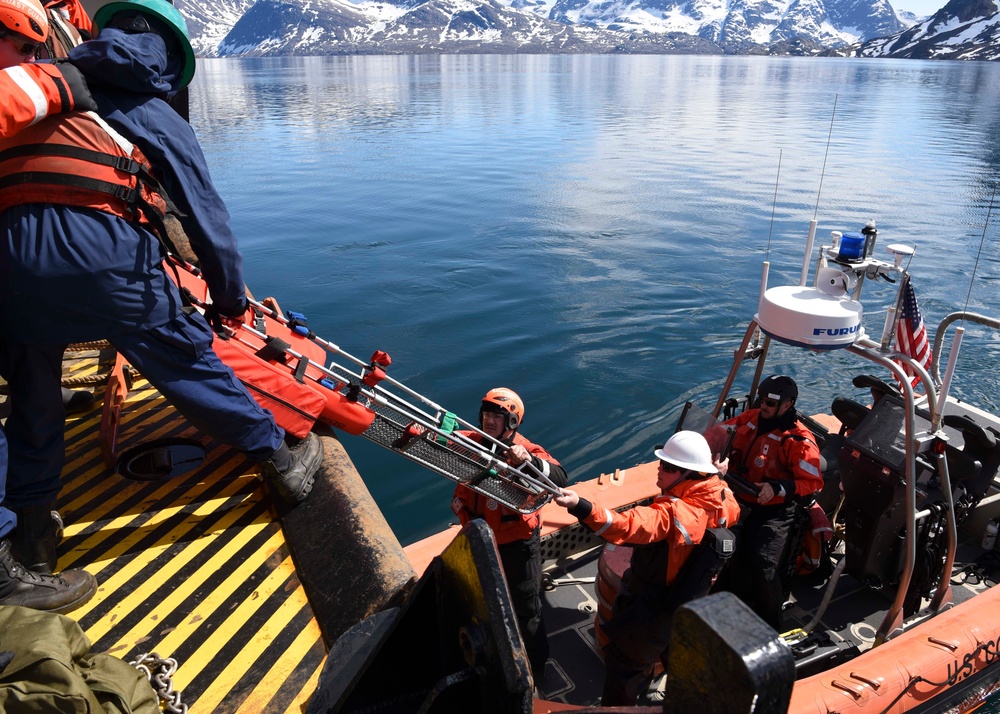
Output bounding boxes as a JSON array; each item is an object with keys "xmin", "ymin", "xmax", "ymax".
[{"xmin": 187, "ymin": 54, "xmax": 1000, "ymax": 545}]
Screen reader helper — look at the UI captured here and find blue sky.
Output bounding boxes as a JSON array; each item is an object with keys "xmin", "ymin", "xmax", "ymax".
[{"xmin": 896, "ymin": 0, "xmax": 944, "ymax": 15}]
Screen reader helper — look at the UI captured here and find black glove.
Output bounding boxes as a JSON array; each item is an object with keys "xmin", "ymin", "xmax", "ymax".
[
  {"xmin": 204, "ymin": 301, "xmax": 245, "ymax": 339},
  {"xmin": 55, "ymin": 60, "xmax": 97, "ymax": 113},
  {"xmin": 216, "ymin": 295, "xmax": 248, "ymax": 319}
]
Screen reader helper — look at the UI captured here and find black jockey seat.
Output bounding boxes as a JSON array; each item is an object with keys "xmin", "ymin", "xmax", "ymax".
[
  {"xmin": 838, "ymin": 396, "xmax": 1000, "ymax": 589},
  {"xmin": 943, "ymin": 413, "xmax": 1000, "ymax": 501},
  {"xmin": 838, "ymin": 396, "xmax": 911, "ymax": 590},
  {"xmin": 815, "ymin": 397, "xmax": 872, "ymax": 515}
]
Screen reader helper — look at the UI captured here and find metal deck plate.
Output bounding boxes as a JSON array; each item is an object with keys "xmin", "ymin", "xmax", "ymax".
[{"xmin": 55, "ymin": 349, "xmax": 325, "ymax": 713}]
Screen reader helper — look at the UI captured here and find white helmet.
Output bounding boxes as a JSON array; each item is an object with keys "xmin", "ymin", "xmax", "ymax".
[{"xmin": 653, "ymin": 430, "xmax": 717, "ymax": 474}]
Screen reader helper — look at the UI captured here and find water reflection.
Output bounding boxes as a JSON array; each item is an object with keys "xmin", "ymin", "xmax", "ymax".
[{"xmin": 188, "ymin": 55, "xmax": 1000, "ymax": 542}]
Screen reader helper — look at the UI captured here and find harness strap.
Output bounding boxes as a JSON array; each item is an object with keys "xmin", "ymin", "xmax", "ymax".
[
  {"xmin": 255, "ymin": 337, "xmax": 291, "ymax": 364},
  {"xmin": 0, "ymin": 143, "xmax": 141, "ymax": 173},
  {"xmin": 292, "ymin": 355, "xmax": 308, "ymax": 384},
  {"xmin": 0, "ymin": 171, "xmax": 138, "ymax": 203}
]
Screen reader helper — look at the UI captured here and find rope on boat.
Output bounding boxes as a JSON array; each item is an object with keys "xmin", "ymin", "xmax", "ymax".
[
  {"xmin": 65, "ymin": 341, "xmax": 112, "ymax": 351},
  {"xmin": 950, "ymin": 551, "xmax": 1000, "ymax": 588}
]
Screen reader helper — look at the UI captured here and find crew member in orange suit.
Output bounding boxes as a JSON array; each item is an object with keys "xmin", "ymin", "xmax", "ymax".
[
  {"xmin": 555, "ymin": 430, "xmax": 739, "ymax": 705},
  {"xmin": 451, "ymin": 387, "xmax": 568, "ymax": 685},
  {"xmin": 721, "ymin": 374, "xmax": 823, "ymax": 628}
]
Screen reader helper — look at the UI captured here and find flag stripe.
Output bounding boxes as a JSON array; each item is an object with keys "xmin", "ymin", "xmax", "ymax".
[{"xmin": 894, "ymin": 280, "xmax": 931, "ymax": 390}]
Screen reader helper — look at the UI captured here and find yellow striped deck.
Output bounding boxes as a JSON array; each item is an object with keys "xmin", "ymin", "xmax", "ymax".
[{"xmin": 57, "ymin": 348, "xmax": 325, "ymax": 713}]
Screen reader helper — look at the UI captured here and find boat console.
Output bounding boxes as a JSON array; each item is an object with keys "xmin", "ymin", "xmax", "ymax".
[{"xmin": 840, "ymin": 393, "xmax": 1000, "ymax": 593}]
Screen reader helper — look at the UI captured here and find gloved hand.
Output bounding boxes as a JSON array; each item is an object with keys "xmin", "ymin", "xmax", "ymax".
[
  {"xmin": 204, "ymin": 300, "xmax": 245, "ymax": 338},
  {"xmin": 216, "ymin": 295, "xmax": 248, "ymax": 319},
  {"xmin": 54, "ymin": 61, "xmax": 97, "ymax": 113}
]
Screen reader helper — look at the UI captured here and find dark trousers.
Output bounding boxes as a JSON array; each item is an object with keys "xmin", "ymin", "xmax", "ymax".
[
  {"xmin": 498, "ymin": 530, "xmax": 549, "ymax": 683},
  {"xmin": 0, "ymin": 315, "xmax": 283, "ymax": 522},
  {"xmin": 600, "ymin": 586, "xmax": 673, "ymax": 706},
  {"xmin": 722, "ymin": 500, "xmax": 798, "ymax": 629}
]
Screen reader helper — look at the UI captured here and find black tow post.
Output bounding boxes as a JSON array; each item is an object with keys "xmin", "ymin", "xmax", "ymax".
[{"xmin": 664, "ymin": 591, "xmax": 795, "ymax": 713}]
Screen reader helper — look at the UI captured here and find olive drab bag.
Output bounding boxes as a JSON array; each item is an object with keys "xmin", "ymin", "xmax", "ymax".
[{"xmin": 0, "ymin": 605, "xmax": 159, "ymax": 713}]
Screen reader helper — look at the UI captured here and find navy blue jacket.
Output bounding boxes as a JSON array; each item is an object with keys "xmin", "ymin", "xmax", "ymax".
[{"xmin": 0, "ymin": 29, "xmax": 245, "ymax": 344}]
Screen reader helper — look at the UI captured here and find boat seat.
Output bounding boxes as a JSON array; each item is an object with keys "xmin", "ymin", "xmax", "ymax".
[
  {"xmin": 852, "ymin": 374, "xmax": 900, "ymax": 403},
  {"xmin": 830, "ymin": 397, "xmax": 869, "ymax": 435},
  {"xmin": 838, "ymin": 440, "xmax": 906, "ymax": 589},
  {"xmin": 943, "ymin": 413, "xmax": 1000, "ymax": 499},
  {"xmin": 942, "ymin": 443, "xmax": 981, "ymax": 489}
]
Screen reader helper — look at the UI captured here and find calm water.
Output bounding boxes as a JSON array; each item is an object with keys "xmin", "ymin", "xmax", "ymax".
[{"xmin": 186, "ymin": 55, "xmax": 1000, "ymax": 545}]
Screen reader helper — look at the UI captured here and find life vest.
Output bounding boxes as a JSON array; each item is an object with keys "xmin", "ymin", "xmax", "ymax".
[
  {"xmin": 796, "ymin": 501, "xmax": 833, "ymax": 576},
  {"xmin": 45, "ymin": 4, "xmax": 88, "ymax": 58},
  {"xmin": 726, "ymin": 410, "xmax": 823, "ymax": 505},
  {"xmin": 451, "ymin": 432, "xmax": 560, "ymax": 544},
  {"xmin": 628, "ymin": 481, "xmax": 735, "ymax": 587},
  {"xmin": 0, "ymin": 110, "xmax": 168, "ymax": 231},
  {"xmin": 46, "ymin": 0, "xmax": 92, "ymax": 36}
]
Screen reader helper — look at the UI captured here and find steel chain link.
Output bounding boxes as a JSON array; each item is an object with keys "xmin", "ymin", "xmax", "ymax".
[{"xmin": 129, "ymin": 652, "xmax": 188, "ymax": 714}]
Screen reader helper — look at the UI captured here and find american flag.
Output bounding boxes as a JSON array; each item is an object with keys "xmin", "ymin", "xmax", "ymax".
[{"xmin": 895, "ymin": 280, "xmax": 932, "ymax": 391}]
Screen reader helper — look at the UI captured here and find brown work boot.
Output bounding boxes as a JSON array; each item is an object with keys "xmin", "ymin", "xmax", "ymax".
[
  {"xmin": 0, "ymin": 540, "xmax": 96, "ymax": 613},
  {"xmin": 10, "ymin": 503, "xmax": 60, "ymax": 573},
  {"xmin": 261, "ymin": 432, "xmax": 323, "ymax": 506}
]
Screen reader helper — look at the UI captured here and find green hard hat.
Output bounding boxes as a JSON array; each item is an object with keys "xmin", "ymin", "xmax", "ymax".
[{"xmin": 94, "ymin": 0, "xmax": 196, "ymax": 89}]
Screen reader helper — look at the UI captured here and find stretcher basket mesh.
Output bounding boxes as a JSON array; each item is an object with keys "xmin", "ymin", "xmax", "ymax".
[{"xmin": 360, "ymin": 398, "xmax": 550, "ymax": 514}]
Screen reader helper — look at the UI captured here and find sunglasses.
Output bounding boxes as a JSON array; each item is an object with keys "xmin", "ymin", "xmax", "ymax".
[
  {"xmin": 658, "ymin": 460, "xmax": 682, "ymax": 473},
  {"xmin": 0, "ymin": 26, "xmax": 40, "ymax": 57},
  {"xmin": 760, "ymin": 398, "xmax": 781, "ymax": 408}
]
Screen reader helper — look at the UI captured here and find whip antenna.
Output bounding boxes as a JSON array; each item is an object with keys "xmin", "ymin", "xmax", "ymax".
[
  {"xmin": 814, "ymin": 95, "xmax": 839, "ymax": 219},
  {"xmin": 962, "ymin": 179, "xmax": 998, "ymax": 319},
  {"xmin": 765, "ymin": 149, "xmax": 782, "ymax": 264},
  {"xmin": 800, "ymin": 96, "xmax": 839, "ymax": 286}
]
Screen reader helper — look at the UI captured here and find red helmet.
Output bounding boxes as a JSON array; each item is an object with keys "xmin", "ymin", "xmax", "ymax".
[
  {"xmin": 480, "ymin": 387, "xmax": 525, "ymax": 432},
  {"xmin": 0, "ymin": 0, "xmax": 48, "ymax": 44}
]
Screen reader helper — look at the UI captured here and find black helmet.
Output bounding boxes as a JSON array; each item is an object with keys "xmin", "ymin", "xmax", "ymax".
[{"xmin": 758, "ymin": 374, "xmax": 798, "ymax": 404}]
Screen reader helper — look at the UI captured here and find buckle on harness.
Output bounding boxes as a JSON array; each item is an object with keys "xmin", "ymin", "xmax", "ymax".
[
  {"xmin": 113, "ymin": 185, "xmax": 137, "ymax": 203},
  {"xmin": 115, "ymin": 156, "xmax": 140, "ymax": 174}
]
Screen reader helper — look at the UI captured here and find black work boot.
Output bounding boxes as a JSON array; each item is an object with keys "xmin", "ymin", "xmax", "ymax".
[
  {"xmin": 261, "ymin": 432, "xmax": 323, "ymax": 506},
  {"xmin": 10, "ymin": 503, "xmax": 60, "ymax": 573},
  {"xmin": 62, "ymin": 387, "xmax": 95, "ymax": 414},
  {"xmin": 0, "ymin": 540, "xmax": 97, "ymax": 613}
]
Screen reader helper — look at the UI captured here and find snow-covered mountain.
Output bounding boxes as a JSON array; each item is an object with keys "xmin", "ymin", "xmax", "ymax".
[
  {"xmin": 206, "ymin": 0, "xmax": 723, "ymax": 55},
  {"xmin": 179, "ymin": 0, "xmax": 256, "ymax": 57},
  {"xmin": 838, "ymin": 0, "xmax": 1000, "ymax": 58},
  {"xmin": 176, "ymin": 0, "xmax": 1000, "ymax": 59}
]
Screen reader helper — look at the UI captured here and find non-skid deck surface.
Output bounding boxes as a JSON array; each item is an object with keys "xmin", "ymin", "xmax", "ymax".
[{"xmin": 55, "ymin": 349, "xmax": 325, "ymax": 713}]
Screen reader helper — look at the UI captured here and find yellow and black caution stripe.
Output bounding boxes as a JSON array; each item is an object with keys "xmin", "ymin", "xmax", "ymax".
[{"xmin": 58, "ymin": 350, "xmax": 325, "ymax": 713}]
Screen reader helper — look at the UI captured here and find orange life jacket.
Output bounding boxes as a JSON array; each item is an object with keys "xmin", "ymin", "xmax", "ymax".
[
  {"xmin": 0, "ymin": 110, "xmax": 168, "ymax": 230},
  {"xmin": 726, "ymin": 409, "xmax": 823, "ymax": 505},
  {"xmin": 46, "ymin": 0, "xmax": 92, "ymax": 36}
]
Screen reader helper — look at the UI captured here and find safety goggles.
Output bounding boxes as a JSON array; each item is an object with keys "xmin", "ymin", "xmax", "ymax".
[
  {"xmin": 106, "ymin": 12, "xmax": 153, "ymax": 34},
  {"xmin": 0, "ymin": 25, "xmax": 40, "ymax": 57}
]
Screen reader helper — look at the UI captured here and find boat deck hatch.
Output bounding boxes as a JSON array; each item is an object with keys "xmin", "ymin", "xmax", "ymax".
[{"xmin": 115, "ymin": 437, "xmax": 206, "ymax": 481}]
